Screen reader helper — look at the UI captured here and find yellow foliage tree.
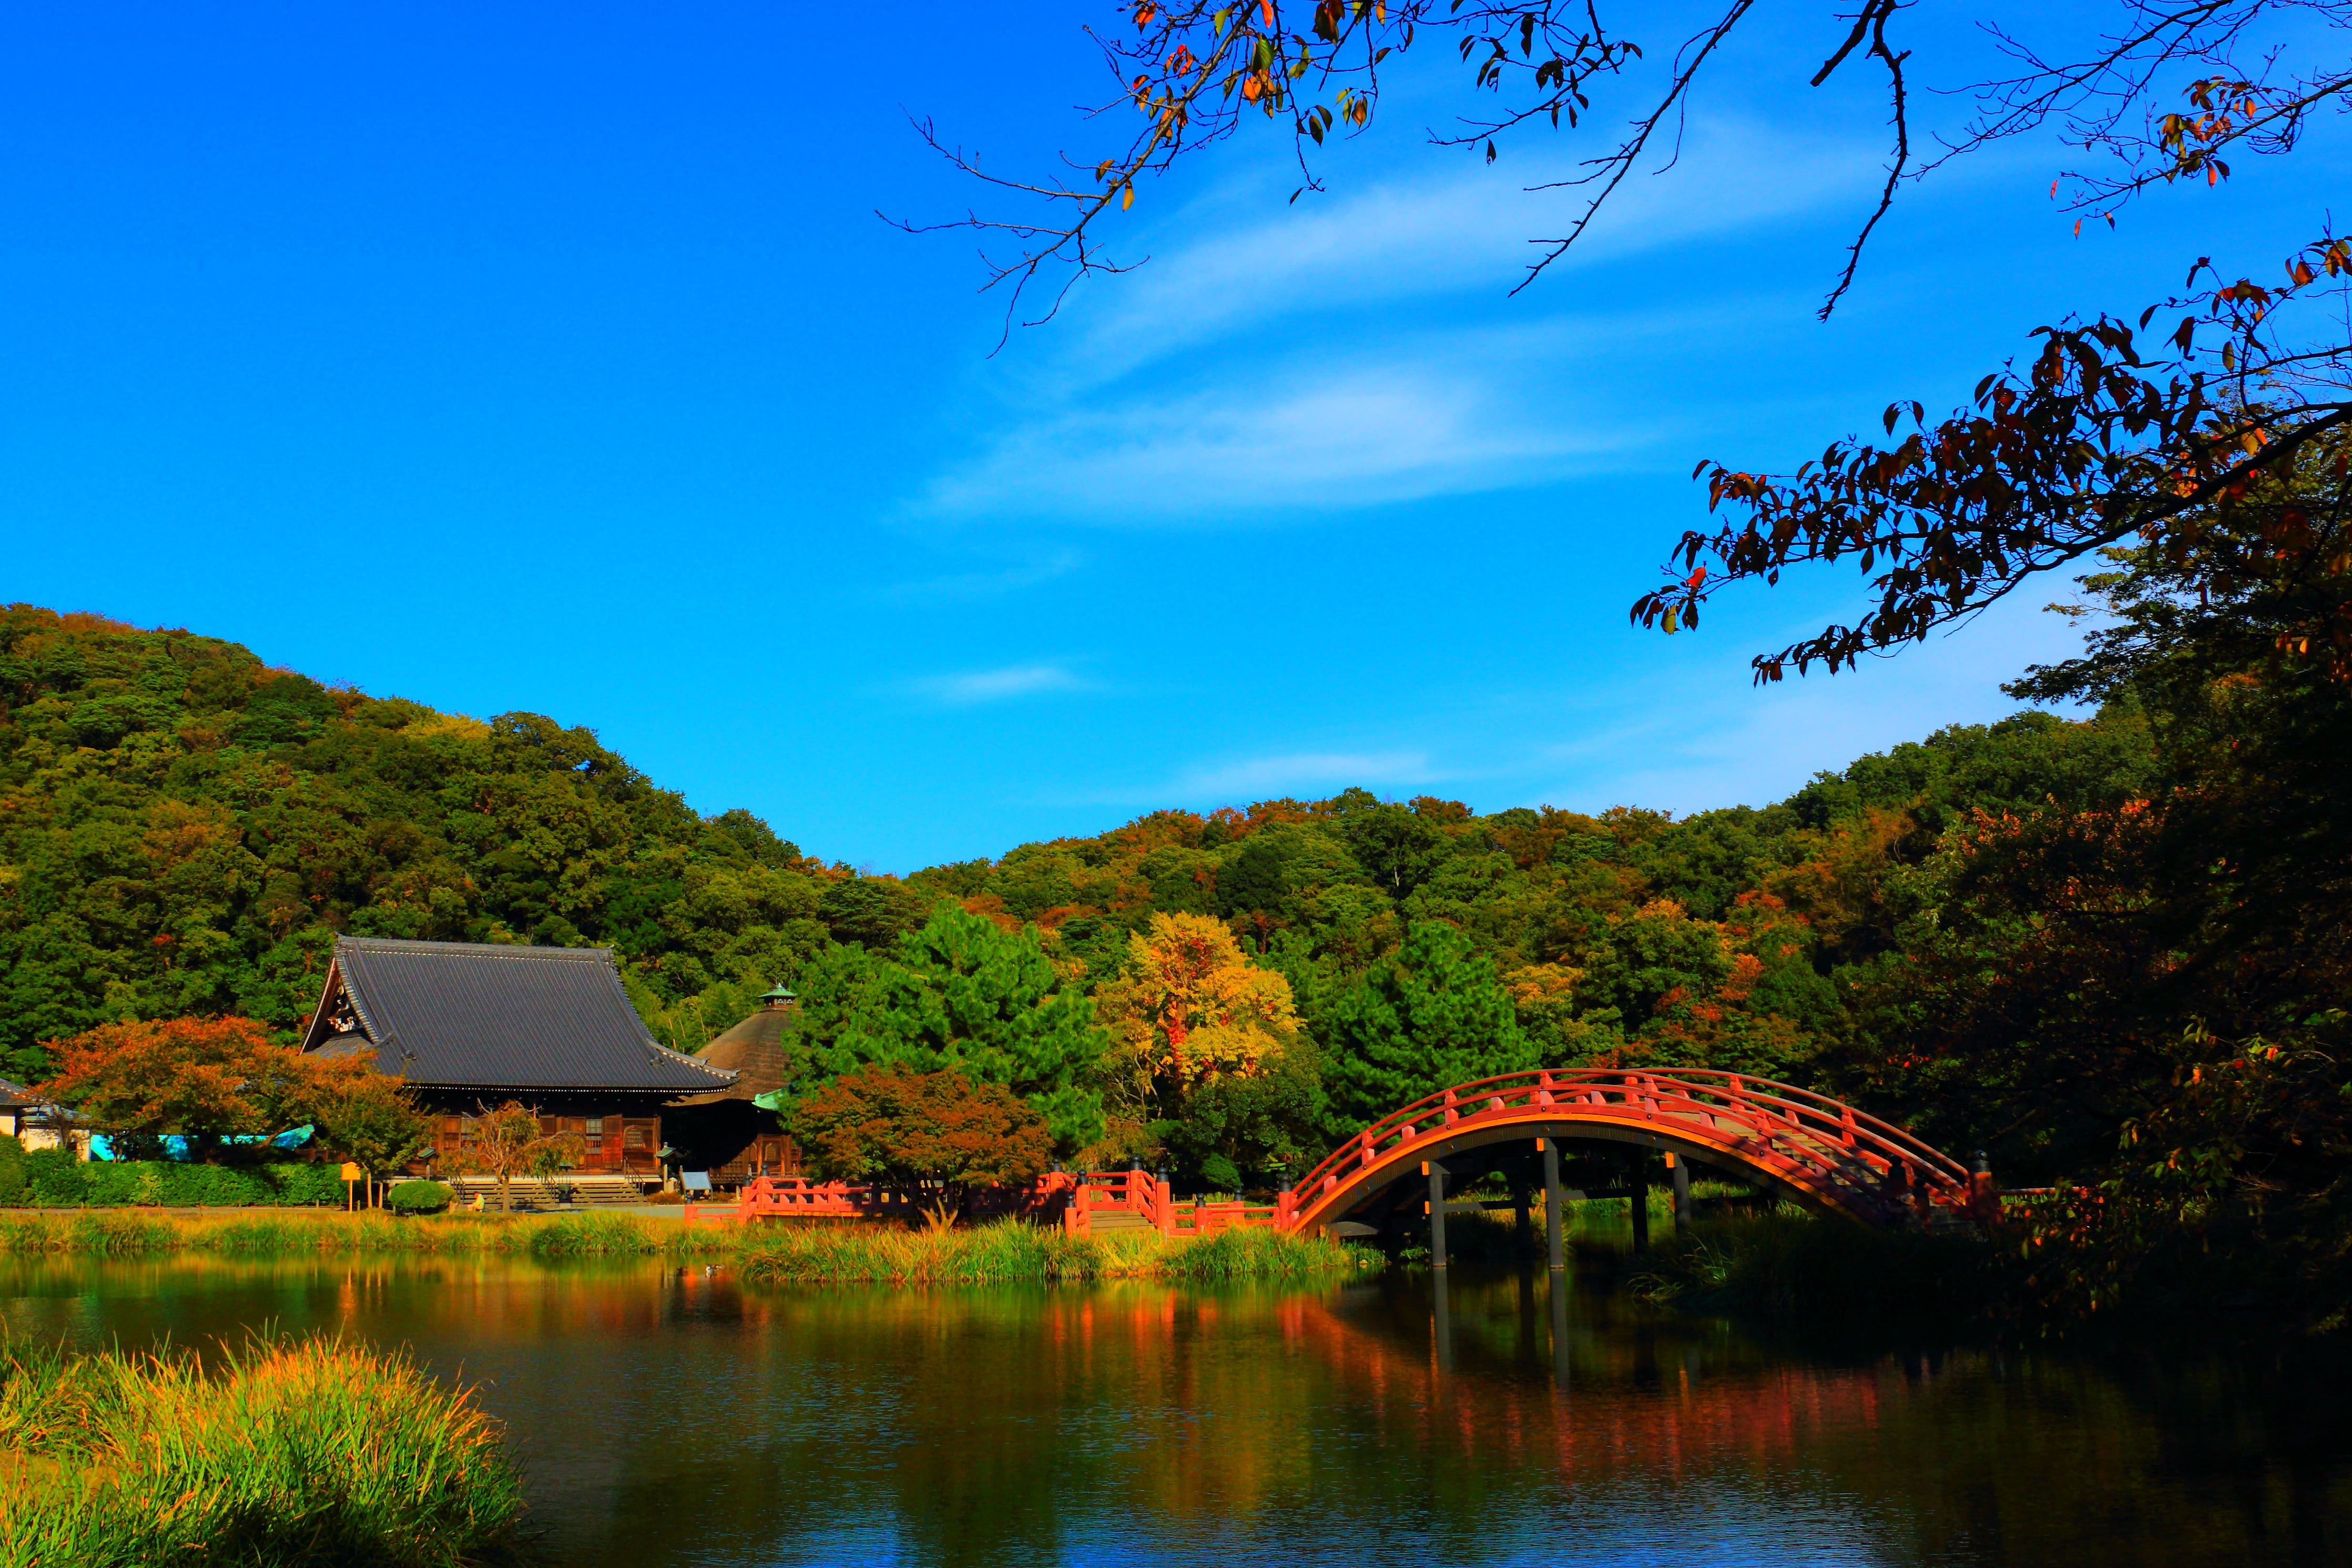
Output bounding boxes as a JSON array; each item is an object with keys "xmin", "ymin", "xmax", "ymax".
[{"xmin": 1094, "ymin": 913, "xmax": 1298, "ymax": 1112}]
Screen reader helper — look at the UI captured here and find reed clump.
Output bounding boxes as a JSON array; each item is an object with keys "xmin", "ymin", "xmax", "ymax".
[
  {"xmin": 0, "ymin": 1331, "xmax": 525, "ymax": 1567},
  {"xmin": 732, "ymin": 1218, "xmax": 1378, "ymax": 1286}
]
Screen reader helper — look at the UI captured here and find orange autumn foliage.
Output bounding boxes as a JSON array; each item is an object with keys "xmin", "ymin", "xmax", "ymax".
[
  {"xmin": 39, "ymin": 1015, "xmax": 422, "ymax": 1166},
  {"xmin": 1094, "ymin": 913, "xmax": 1298, "ymax": 1103}
]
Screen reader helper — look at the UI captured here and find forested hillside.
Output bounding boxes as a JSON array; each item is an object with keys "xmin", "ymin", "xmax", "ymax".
[
  {"xmin": 905, "ymin": 717, "xmax": 2154, "ymax": 1094},
  {"xmin": 2, "ymin": 599, "xmax": 2146, "ymax": 1119}
]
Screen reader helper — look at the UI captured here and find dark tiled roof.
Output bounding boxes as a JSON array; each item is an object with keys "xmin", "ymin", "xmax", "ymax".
[
  {"xmin": 311, "ymin": 938, "xmax": 736, "ymax": 1094},
  {"xmin": 0, "ymin": 1078, "xmax": 29, "ymax": 1109},
  {"xmin": 671, "ymin": 1006, "xmax": 793, "ymax": 1107}
]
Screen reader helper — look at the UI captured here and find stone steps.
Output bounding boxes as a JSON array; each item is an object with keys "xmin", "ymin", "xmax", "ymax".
[{"xmin": 446, "ymin": 1175, "xmax": 649, "ymax": 1210}]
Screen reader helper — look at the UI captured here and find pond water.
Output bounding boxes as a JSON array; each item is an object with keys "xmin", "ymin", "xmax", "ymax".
[{"xmin": 2, "ymin": 1253, "xmax": 2346, "ymax": 1567}]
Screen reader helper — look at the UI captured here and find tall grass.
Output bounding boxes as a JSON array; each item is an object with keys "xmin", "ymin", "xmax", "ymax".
[
  {"xmin": 0, "ymin": 1208, "xmax": 1372, "ymax": 1284},
  {"xmin": 0, "ymin": 1209, "xmax": 733, "ymax": 1262},
  {"xmin": 733, "ymin": 1219, "xmax": 1379, "ymax": 1286},
  {"xmin": 0, "ymin": 1331, "xmax": 525, "ymax": 1568}
]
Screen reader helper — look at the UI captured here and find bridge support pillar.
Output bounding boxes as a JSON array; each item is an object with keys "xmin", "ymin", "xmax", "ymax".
[
  {"xmin": 1630, "ymin": 1151, "xmax": 1650, "ymax": 1254},
  {"xmin": 1668, "ymin": 1151, "xmax": 1691, "ymax": 1235},
  {"xmin": 1426, "ymin": 1160, "xmax": 1448, "ymax": 1270},
  {"xmin": 1541, "ymin": 1137, "xmax": 1565, "ymax": 1272}
]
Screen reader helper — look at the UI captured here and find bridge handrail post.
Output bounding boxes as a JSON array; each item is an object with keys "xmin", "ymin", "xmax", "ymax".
[{"xmin": 1968, "ymin": 1154, "xmax": 1999, "ymax": 1225}]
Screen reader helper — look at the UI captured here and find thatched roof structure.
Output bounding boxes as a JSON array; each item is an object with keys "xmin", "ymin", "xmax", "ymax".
[{"xmin": 671, "ymin": 984, "xmax": 795, "ymax": 1107}]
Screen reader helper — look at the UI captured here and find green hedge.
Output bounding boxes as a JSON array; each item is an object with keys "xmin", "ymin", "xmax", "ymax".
[
  {"xmin": 386, "ymin": 1180, "xmax": 452, "ymax": 1215},
  {"xmin": 0, "ymin": 1134, "xmax": 25, "ymax": 1205},
  {"xmin": 0, "ymin": 1143, "xmax": 344, "ymax": 1208}
]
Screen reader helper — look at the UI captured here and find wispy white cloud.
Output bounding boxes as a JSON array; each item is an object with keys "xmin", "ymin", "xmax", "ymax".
[
  {"xmin": 1061, "ymin": 116, "xmax": 1887, "ymax": 384},
  {"xmin": 909, "ymin": 115, "xmax": 1893, "ymax": 524},
  {"xmin": 911, "ymin": 664, "xmax": 1097, "ymax": 704},
  {"xmin": 915, "ymin": 360, "xmax": 1644, "ymax": 521},
  {"xmin": 878, "ymin": 548, "xmax": 1087, "ymax": 604}
]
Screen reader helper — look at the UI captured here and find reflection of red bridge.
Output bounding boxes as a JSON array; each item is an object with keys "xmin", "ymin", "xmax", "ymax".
[{"xmin": 715, "ymin": 1070, "xmax": 1994, "ymax": 1237}]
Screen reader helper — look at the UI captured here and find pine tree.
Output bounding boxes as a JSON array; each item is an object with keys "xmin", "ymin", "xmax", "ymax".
[
  {"xmin": 1320, "ymin": 921, "xmax": 1536, "ymax": 1132},
  {"xmin": 791, "ymin": 904, "xmax": 1108, "ymax": 1154}
]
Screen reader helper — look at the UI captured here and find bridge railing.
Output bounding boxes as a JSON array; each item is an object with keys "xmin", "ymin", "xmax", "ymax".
[
  {"xmin": 727, "ymin": 1176, "xmax": 894, "ymax": 1220},
  {"xmin": 1288, "ymin": 1067, "xmax": 1978, "ymax": 1224},
  {"xmin": 1172, "ymin": 1198, "xmax": 1281, "ymax": 1236},
  {"xmin": 727, "ymin": 1172, "xmax": 1088, "ymax": 1225},
  {"xmin": 1060, "ymin": 1169, "xmax": 1164, "ymax": 1235},
  {"xmin": 1053, "ymin": 1173, "xmax": 1285, "ymax": 1237}
]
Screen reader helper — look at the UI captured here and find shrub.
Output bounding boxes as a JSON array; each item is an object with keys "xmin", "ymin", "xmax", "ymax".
[
  {"xmin": 0, "ymin": 1134, "xmax": 25, "ymax": 1205},
  {"xmin": 24, "ymin": 1147, "xmax": 87, "ymax": 1205},
  {"xmin": 386, "ymin": 1180, "xmax": 453, "ymax": 1215}
]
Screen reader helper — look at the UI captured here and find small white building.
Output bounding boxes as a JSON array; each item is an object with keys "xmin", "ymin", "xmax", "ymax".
[{"xmin": 0, "ymin": 1079, "xmax": 87, "ymax": 1157}]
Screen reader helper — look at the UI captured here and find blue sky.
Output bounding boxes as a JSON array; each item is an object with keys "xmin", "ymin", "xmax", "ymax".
[{"xmin": 5, "ymin": 3, "xmax": 2344, "ymax": 870}]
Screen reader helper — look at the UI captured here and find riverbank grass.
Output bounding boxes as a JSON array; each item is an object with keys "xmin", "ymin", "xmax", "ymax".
[
  {"xmin": 0, "ymin": 1207, "xmax": 732, "ymax": 1261},
  {"xmin": 0, "ymin": 1331, "xmax": 525, "ymax": 1568},
  {"xmin": 0, "ymin": 1208, "xmax": 1379, "ymax": 1283},
  {"xmin": 731, "ymin": 1217, "xmax": 1377, "ymax": 1285}
]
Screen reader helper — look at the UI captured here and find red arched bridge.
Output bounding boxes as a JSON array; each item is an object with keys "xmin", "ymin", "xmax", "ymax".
[
  {"xmin": 1275, "ymin": 1068, "xmax": 1991, "ymax": 1255},
  {"xmin": 716, "ymin": 1069, "xmax": 1995, "ymax": 1255}
]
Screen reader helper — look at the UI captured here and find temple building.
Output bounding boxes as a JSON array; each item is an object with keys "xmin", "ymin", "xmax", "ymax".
[
  {"xmin": 301, "ymin": 935, "xmax": 735, "ymax": 1182},
  {"xmin": 665, "ymin": 983, "xmax": 802, "ymax": 1185}
]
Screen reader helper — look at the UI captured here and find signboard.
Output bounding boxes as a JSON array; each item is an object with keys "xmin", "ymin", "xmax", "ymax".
[{"xmin": 340, "ymin": 1162, "xmax": 363, "ymax": 1182}]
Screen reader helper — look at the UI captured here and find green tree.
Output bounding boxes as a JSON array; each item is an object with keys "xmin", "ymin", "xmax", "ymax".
[
  {"xmin": 1339, "ymin": 803, "xmax": 1445, "ymax": 901},
  {"xmin": 300, "ymin": 1070, "xmax": 434, "ymax": 1190},
  {"xmin": 1584, "ymin": 899, "xmax": 1734, "ymax": 1032},
  {"xmin": 819, "ymin": 876, "xmax": 930, "ymax": 948},
  {"xmin": 1162, "ymin": 1045, "xmax": 1326, "ymax": 1193},
  {"xmin": 1835, "ymin": 447, "xmax": 2352, "ymax": 1320},
  {"xmin": 1321, "ymin": 921, "xmax": 1538, "ymax": 1132},
  {"xmin": 1215, "ymin": 833, "xmax": 1291, "ymax": 920},
  {"xmin": 791, "ymin": 904, "xmax": 1109, "ymax": 1154}
]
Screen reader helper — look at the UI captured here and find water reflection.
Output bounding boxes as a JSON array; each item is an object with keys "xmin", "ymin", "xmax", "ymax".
[{"xmin": 1, "ymin": 1255, "xmax": 2345, "ymax": 1567}]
